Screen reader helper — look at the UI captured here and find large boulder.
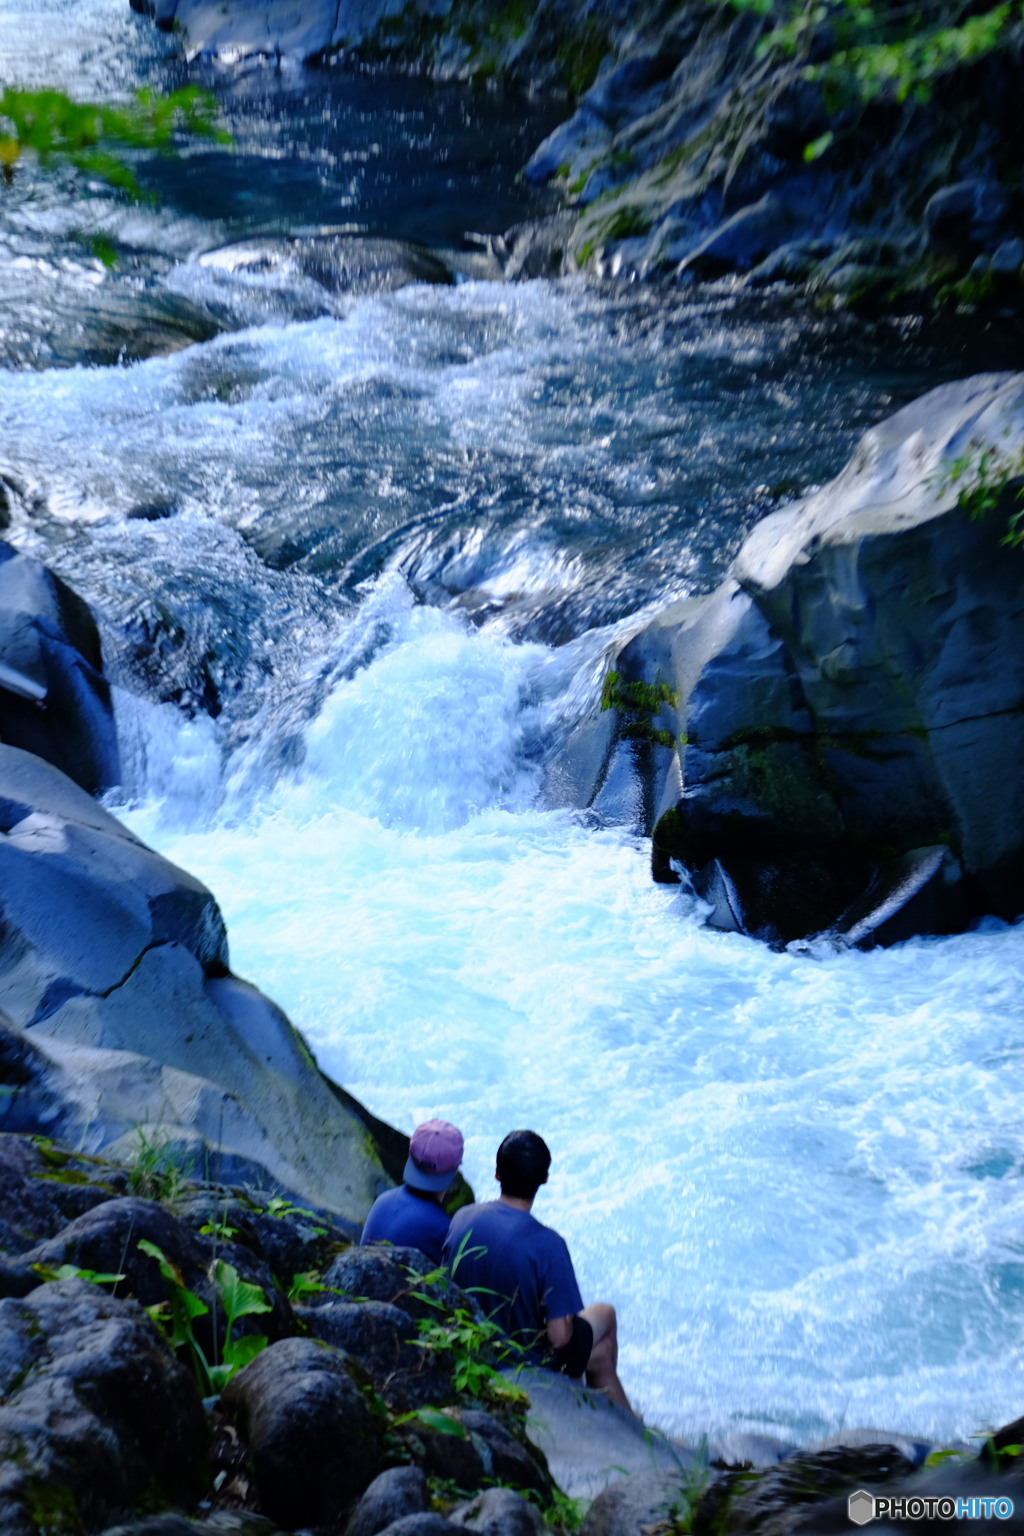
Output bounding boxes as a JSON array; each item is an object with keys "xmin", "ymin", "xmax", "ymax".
[
  {"xmin": 0, "ymin": 1277, "xmax": 207, "ymax": 1536},
  {"xmin": 561, "ymin": 372, "xmax": 1024, "ymax": 945},
  {"xmin": 221, "ymin": 1336, "xmax": 386, "ymax": 1526},
  {"xmin": 0, "ymin": 541, "xmax": 119, "ymax": 795},
  {"xmin": 0, "ymin": 745, "xmax": 389, "ymax": 1220}
]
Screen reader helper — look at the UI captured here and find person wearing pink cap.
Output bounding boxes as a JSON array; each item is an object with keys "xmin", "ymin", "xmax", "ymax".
[{"xmin": 360, "ymin": 1119, "xmax": 464, "ymax": 1265}]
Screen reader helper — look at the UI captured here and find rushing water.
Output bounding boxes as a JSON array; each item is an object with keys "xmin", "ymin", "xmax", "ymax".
[{"xmin": 4, "ymin": 0, "xmax": 1024, "ymax": 1447}]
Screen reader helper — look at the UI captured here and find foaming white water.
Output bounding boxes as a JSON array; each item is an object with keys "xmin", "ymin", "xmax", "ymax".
[{"xmin": 118, "ymin": 592, "xmax": 1024, "ymax": 1447}]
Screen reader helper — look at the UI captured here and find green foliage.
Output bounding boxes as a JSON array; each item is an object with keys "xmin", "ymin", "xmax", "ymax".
[
  {"xmin": 728, "ymin": 0, "xmax": 1019, "ymax": 106},
  {"xmin": 263, "ymin": 1195, "xmax": 327, "ymax": 1236},
  {"xmin": 138, "ymin": 1238, "xmax": 272, "ymax": 1394},
  {"xmin": 397, "ymin": 1405, "xmax": 469, "ymax": 1439},
  {"xmin": 126, "ymin": 1125, "xmax": 192, "ymax": 1202},
  {"xmin": 32, "ymin": 1261, "xmax": 126, "ymax": 1285},
  {"xmin": 287, "ymin": 1269, "xmax": 340, "ymax": 1304},
  {"xmin": 933, "ymin": 436, "xmax": 1024, "ymax": 541},
  {"xmin": 0, "ymin": 84, "xmax": 228, "ymax": 196},
  {"xmin": 199, "ymin": 1218, "xmax": 238, "ymax": 1242},
  {"xmin": 405, "ymin": 1245, "xmax": 529, "ymax": 1406}
]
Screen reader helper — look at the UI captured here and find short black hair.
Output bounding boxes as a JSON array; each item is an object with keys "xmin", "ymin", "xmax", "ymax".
[{"xmin": 496, "ymin": 1129, "xmax": 551, "ymax": 1200}]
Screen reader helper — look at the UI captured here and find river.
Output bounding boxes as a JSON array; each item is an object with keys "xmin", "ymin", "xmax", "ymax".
[{"xmin": 3, "ymin": 0, "xmax": 1024, "ymax": 1447}]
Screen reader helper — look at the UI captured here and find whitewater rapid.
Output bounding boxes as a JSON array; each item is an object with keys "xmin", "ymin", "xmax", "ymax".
[{"xmin": 114, "ymin": 575, "xmax": 1024, "ymax": 1448}]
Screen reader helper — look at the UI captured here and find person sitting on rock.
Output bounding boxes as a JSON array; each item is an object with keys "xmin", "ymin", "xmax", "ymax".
[
  {"xmin": 361, "ymin": 1118, "xmax": 463, "ymax": 1265},
  {"xmin": 442, "ymin": 1128, "xmax": 633, "ymax": 1414}
]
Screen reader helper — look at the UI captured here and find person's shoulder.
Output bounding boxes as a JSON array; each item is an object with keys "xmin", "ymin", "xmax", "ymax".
[{"xmin": 448, "ymin": 1200, "xmax": 499, "ymax": 1227}]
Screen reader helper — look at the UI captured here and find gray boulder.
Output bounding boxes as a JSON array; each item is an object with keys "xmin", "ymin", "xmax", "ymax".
[
  {"xmin": 24, "ymin": 1196, "xmax": 293, "ymax": 1353},
  {"xmin": 221, "ymin": 1335, "xmax": 385, "ymax": 1526},
  {"xmin": 297, "ymin": 1298, "xmax": 455, "ymax": 1409},
  {"xmin": 587, "ymin": 371, "xmax": 1024, "ymax": 944},
  {"xmin": 0, "ymin": 541, "xmax": 118, "ymax": 795},
  {"xmin": 450, "ymin": 1487, "xmax": 546, "ymax": 1536},
  {"xmin": 0, "ymin": 1277, "xmax": 207, "ymax": 1536},
  {"xmin": 0, "ymin": 745, "xmax": 388, "ymax": 1221},
  {"xmin": 345, "ymin": 1466, "xmax": 429, "ymax": 1536},
  {"xmin": 403, "ymin": 1406, "xmax": 552, "ymax": 1503},
  {"xmin": 319, "ymin": 1244, "xmax": 456, "ymax": 1320},
  {"xmin": 578, "ymin": 1470, "xmax": 695, "ymax": 1536}
]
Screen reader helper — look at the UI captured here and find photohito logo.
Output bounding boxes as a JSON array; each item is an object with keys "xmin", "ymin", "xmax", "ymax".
[{"xmin": 848, "ymin": 1490, "xmax": 1015, "ymax": 1523}]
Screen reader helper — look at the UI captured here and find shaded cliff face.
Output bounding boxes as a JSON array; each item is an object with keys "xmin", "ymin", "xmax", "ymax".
[{"xmin": 132, "ymin": 0, "xmax": 1024, "ymax": 311}]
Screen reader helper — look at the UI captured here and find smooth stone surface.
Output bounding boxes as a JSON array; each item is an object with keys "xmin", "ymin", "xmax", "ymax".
[
  {"xmin": 0, "ymin": 746, "xmax": 390, "ymax": 1221},
  {"xmin": 345, "ymin": 1466, "xmax": 429, "ymax": 1536},
  {"xmin": 510, "ymin": 1367, "xmax": 694, "ymax": 1501}
]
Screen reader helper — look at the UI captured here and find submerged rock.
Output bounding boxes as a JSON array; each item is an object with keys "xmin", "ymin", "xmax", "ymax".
[{"xmin": 552, "ymin": 371, "xmax": 1024, "ymax": 945}]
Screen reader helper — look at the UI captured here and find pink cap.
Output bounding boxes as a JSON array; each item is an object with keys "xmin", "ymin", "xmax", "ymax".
[{"xmin": 404, "ymin": 1119, "xmax": 464, "ymax": 1192}]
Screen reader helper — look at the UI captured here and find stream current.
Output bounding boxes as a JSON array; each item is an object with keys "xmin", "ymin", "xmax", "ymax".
[{"xmin": 4, "ymin": 0, "xmax": 1024, "ymax": 1445}]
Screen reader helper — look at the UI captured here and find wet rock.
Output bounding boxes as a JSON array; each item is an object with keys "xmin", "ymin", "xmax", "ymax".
[
  {"xmin": 676, "ymin": 193, "xmax": 803, "ymax": 278},
  {"xmin": 605, "ymin": 372, "xmax": 1024, "ymax": 941},
  {"xmin": 297, "ymin": 1299, "xmax": 454, "ymax": 1409},
  {"xmin": 221, "ymin": 1335, "xmax": 385, "ymax": 1526},
  {"xmin": 345, "ymin": 1466, "xmax": 429, "ymax": 1536},
  {"xmin": 924, "ymin": 179, "xmax": 1011, "ymax": 254},
  {"xmin": 193, "ymin": 235, "xmax": 452, "ymax": 320},
  {"xmin": 991, "ymin": 238, "xmax": 1024, "ymax": 277},
  {"xmin": 705, "ymin": 1443, "xmax": 917, "ymax": 1535},
  {"xmin": 0, "ymin": 1277, "xmax": 207, "ymax": 1534},
  {"xmin": 0, "ymin": 541, "xmax": 118, "ymax": 795},
  {"xmin": 374, "ymin": 1518, "xmax": 463, "ymax": 1536}
]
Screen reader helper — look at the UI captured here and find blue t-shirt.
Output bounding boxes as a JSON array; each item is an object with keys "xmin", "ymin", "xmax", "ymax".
[
  {"xmin": 443, "ymin": 1200, "xmax": 584, "ymax": 1362},
  {"xmin": 361, "ymin": 1184, "xmax": 449, "ymax": 1265}
]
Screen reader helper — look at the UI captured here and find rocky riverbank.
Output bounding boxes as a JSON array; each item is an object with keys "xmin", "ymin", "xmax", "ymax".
[
  {"xmin": 128, "ymin": 0, "xmax": 1024, "ymax": 313},
  {"xmin": 2, "ymin": 1129, "xmax": 1023, "ymax": 1536}
]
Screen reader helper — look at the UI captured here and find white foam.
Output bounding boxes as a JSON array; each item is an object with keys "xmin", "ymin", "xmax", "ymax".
[{"xmin": 115, "ymin": 600, "xmax": 1024, "ymax": 1447}]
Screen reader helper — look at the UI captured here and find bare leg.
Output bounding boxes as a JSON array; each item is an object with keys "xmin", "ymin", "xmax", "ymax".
[{"xmin": 579, "ymin": 1302, "xmax": 633, "ymax": 1414}]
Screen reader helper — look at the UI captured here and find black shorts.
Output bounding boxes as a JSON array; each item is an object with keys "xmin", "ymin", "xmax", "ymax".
[{"xmin": 551, "ymin": 1314, "xmax": 594, "ymax": 1378}]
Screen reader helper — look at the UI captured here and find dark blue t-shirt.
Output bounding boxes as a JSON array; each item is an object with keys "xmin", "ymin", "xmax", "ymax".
[
  {"xmin": 361, "ymin": 1184, "xmax": 449, "ymax": 1265},
  {"xmin": 443, "ymin": 1200, "xmax": 584, "ymax": 1362}
]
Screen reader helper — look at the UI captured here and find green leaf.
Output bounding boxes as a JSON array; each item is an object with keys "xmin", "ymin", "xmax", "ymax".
[
  {"xmin": 803, "ymin": 129, "xmax": 834, "ymax": 161},
  {"xmin": 212, "ymin": 1259, "xmax": 273, "ymax": 1331},
  {"xmin": 400, "ymin": 1408, "xmax": 468, "ymax": 1438},
  {"xmin": 224, "ymin": 1333, "xmax": 268, "ymax": 1371}
]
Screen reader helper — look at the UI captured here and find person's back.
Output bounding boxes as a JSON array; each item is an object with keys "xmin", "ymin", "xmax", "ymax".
[
  {"xmin": 361, "ymin": 1119, "xmax": 463, "ymax": 1267},
  {"xmin": 362, "ymin": 1183, "xmax": 451, "ymax": 1265},
  {"xmin": 445, "ymin": 1199, "xmax": 582, "ymax": 1360},
  {"xmin": 442, "ymin": 1129, "xmax": 633, "ymax": 1412}
]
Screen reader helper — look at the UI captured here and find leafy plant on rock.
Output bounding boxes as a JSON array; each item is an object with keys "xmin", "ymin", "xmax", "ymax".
[
  {"xmin": 932, "ymin": 436, "xmax": 1024, "ymax": 542},
  {"xmin": 139, "ymin": 1238, "xmax": 272, "ymax": 1394},
  {"xmin": 126, "ymin": 1125, "xmax": 193, "ymax": 1202}
]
